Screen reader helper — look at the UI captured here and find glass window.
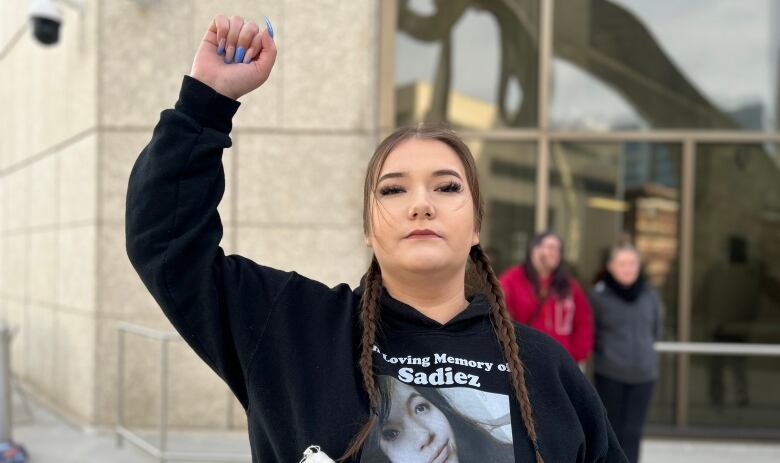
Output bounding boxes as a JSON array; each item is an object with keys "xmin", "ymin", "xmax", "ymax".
[
  {"xmin": 549, "ymin": 142, "xmax": 682, "ymax": 335},
  {"xmin": 548, "ymin": 142, "xmax": 682, "ymax": 427},
  {"xmin": 551, "ymin": 0, "xmax": 778, "ymax": 131},
  {"xmin": 647, "ymin": 355, "xmax": 677, "ymax": 427},
  {"xmin": 468, "ymin": 140, "xmax": 537, "ymax": 275},
  {"xmin": 396, "ymin": 0, "xmax": 540, "ymax": 129},
  {"xmin": 689, "ymin": 144, "xmax": 780, "ymax": 428}
]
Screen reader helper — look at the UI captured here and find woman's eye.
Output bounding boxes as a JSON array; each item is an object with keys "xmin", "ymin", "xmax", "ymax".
[
  {"xmin": 381, "ymin": 429, "xmax": 400, "ymax": 441},
  {"xmin": 414, "ymin": 402, "xmax": 430, "ymax": 414},
  {"xmin": 436, "ymin": 181, "xmax": 462, "ymax": 193},
  {"xmin": 379, "ymin": 185, "xmax": 405, "ymax": 196}
]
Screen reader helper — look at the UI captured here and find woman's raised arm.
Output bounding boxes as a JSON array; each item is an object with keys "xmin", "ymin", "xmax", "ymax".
[{"xmin": 124, "ymin": 15, "xmax": 286, "ymax": 409}]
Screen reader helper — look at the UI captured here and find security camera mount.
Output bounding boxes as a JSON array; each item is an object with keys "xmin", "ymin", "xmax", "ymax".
[
  {"xmin": 28, "ymin": 0, "xmax": 85, "ymax": 46},
  {"xmin": 59, "ymin": 0, "xmax": 85, "ymax": 15}
]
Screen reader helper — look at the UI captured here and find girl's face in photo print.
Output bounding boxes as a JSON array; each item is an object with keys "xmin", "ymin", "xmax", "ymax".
[
  {"xmin": 378, "ymin": 381, "xmax": 459, "ymax": 463},
  {"xmin": 363, "ymin": 376, "xmax": 515, "ymax": 463}
]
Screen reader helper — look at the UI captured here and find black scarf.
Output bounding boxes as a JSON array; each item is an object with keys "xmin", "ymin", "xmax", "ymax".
[{"xmin": 603, "ymin": 271, "xmax": 645, "ymax": 302}]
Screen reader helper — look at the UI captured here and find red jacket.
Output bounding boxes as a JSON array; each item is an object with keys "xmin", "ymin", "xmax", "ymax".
[{"xmin": 499, "ymin": 265, "xmax": 594, "ymax": 362}]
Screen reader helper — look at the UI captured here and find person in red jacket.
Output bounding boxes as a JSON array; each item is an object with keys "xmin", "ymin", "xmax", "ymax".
[{"xmin": 499, "ymin": 232, "xmax": 594, "ymax": 363}]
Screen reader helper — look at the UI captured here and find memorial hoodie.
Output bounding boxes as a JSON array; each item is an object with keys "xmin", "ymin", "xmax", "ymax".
[{"xmin": 125, "ymin": 75, "xmax": 627, "ymax": 463}]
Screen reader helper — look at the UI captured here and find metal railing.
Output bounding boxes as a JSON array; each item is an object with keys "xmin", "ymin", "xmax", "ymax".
[
  {"xmin": 115, "ymin": 323, "xmax": 251, "ymax": 463},
  {"xmin": 655, "ymin": 341, "xmax": 780, "ymax": 357},
  {"xmin": 653, "ymin": 340, "xmax": 780, "ymax": 430}
]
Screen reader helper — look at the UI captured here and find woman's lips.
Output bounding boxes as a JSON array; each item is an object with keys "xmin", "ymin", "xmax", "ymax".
[
  {"xmin": 405, "ymin": 229, "xmax": 441, "ymax": 239},
  {"xmin": 429, "ymin": 440, "xmax": 451, "ymax": 463}
]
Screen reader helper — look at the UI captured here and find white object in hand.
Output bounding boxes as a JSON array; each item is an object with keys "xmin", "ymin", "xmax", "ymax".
[{"xmin": 299, "ymin": 445, "xmax": 336, "ymax": 463}]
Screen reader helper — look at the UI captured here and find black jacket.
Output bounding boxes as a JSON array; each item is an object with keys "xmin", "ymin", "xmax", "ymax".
[
  {"xmin": 125, "ymin": 75, "xmax": 627, "ymax": 463},
  {"xmin": 589, "ymin": 282, "xmax": 664, "ymax": 384}
]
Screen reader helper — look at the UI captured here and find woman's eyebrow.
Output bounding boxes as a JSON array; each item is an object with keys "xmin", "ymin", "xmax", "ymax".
[
  {"xmin": 432, "ymin": 169, "xmax": 462, "ymax": 179},
  {"xmin": 378, "ymin": 172, "xmax": 405, "ymax": 183},
  {"xmin": 378, "ymin": 169, "xmax": 462, "ymax": 183}
]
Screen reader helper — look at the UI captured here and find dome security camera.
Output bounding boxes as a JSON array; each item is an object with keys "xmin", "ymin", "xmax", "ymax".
[{"xmin": 29, "ymin": 0, "xmax": 62, "ymax": 45}]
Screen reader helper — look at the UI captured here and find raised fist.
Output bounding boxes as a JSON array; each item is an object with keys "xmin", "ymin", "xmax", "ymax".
[{"xmin": 190, "ymin": 14, "xmax": 277, "ymax": 100}]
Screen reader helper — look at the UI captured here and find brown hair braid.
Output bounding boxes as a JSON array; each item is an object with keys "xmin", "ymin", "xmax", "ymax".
[
  {"xmin": 470, "ymin": 244, "xmax": 543, "ymax": 463},
  {"xmin": 341, "ymin": 256, "xmax": 383, "ymax": 459},
  {"xmin": 340, "ymin": 125, "xmax": 543, "ymax": 462}
]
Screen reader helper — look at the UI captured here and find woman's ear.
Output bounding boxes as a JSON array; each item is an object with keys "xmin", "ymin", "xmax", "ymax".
[
  {"xmin": 471, "ymin": 231, "xmax": 480, "ymax": 246},
  {"xmin": 364, "ymin": 235, "xmax": 373, "ymax": 248}
]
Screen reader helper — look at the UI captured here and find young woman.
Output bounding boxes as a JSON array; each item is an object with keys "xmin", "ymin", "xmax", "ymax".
[
  {"xmin": 362, "ymin": 376, "xmax": 515, "ymax": 463},
  {"xmin": 498, "ymin": 232, "xmax": 594, "ymax": 363},
  {"xmin": 589, "ymin": 244, "xmax": 664, "ymax": 463},
  {"xmin": 125, "ymin": 14, "xmax": 625, "ymax": 463}
]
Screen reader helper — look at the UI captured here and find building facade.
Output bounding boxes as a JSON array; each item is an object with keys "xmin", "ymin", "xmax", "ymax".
[{"xmin": 1, "ymin": 0, "xmax": 778, "ymax": 439}]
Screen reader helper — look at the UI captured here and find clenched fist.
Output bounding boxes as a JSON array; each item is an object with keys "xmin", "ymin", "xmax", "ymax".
[{"xmin": 190, "ymin": 14, "xmax": 277, "ymax": 100}]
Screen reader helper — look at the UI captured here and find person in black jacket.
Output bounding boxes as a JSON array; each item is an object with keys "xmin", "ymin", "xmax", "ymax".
[
  {"xmin": 125, "ymin": 13, "xmax": 626, "ymax": 463},
  {"xmin": 589, "ymin": 243, "xmax": 664, "ymax": 463}
]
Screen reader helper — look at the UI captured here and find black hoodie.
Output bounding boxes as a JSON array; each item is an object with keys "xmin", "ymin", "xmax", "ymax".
[{"xmin": 125, "ymin": 75, "xmax": 627, "ymax": 463}]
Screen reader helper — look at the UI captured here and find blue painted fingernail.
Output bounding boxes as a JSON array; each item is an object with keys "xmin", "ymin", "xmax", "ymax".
[
  {"xmin": 217, "ymin": 38, "xmax": 225, "ymax": 55},
  {"xmin": 264, "ymin": 16, "xmax": 274, "ymax": 39},
  {"xmin": 234, "ymin": 47, "xmax": 245, "ymax": 64}
]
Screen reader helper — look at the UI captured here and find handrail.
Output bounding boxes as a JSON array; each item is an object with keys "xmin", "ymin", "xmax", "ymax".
[
  {"xmin": 116, "ymin": 323, "xmax": 250, "ymax": 462},
  {"xmin": 655, "ymin": 341, "xmax": 780, "ymax": 357},
  {"xmin": 117, "ymin": 322, "xmax": 181, "ymax": 341}
]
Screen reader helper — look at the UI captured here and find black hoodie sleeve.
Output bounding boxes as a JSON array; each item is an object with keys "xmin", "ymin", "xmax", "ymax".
[
  {"xmin": 125, "ymin": 76, "xmax": 293, "ymax": 409},
  {"xmin": 558, "ymin": 342, "xmax": 627, "ymax": 462}
]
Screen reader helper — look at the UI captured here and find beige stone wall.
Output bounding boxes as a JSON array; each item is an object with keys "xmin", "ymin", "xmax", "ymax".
[
  {"xmin": 0, "ymin": 0, "xmax": 100, "ymax": 425},
  {"xmin": 1, "ymin": 0, "xmax": 376, "ymax": 429}
]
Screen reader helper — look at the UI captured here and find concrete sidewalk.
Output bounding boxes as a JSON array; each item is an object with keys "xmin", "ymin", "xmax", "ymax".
[
  {"xmin": 9, "ymin": 391, "xmax": 780, "ymax": 463},
  {"xmin": 11, "ymin": 389, "xmax": 250, "ymax": 463}
]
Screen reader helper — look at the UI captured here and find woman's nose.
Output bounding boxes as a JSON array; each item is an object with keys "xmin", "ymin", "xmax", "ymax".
[
  {"xmin": 407, "ymin": 190, "xmax": 435, "ymax": 220},
  {"xmin": 411, "ymin": 424, "xmax": 434, "ymax": 450}
]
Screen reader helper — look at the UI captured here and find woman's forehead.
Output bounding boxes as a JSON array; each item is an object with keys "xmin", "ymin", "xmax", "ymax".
[
  {"xmin": 612, "ymin": 249, "xmax": 639, "ymax": 262},
  {"xmin": 379, "ymin": 138, "xmax": 465, "ymax": 177},
  {"xmin": 539, "ymin": 235, "xmax": 561, "ymax": 247},
  {"xmin": 390, "ymin": 381, "xmax": 416, "ymax": 400}
]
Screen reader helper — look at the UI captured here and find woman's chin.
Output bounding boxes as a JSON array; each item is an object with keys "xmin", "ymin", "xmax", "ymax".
[{"xmin": 398, "ymin": 253, "xmax": 456, "ymax": 274}]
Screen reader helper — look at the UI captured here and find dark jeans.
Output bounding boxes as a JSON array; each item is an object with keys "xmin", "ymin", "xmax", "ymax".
[{"xmin": 595, "ymin": 374, "xmax": 655, "ymax": 463}]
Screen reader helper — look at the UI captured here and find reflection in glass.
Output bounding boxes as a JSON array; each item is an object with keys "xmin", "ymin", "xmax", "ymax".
[
  {"xmin": 690, "ymin": 144, "xmax": 780, "ymax": 428},
  {"xmin": 549, "ymin": 143, "xmax": 681, "ymax": 309},
  {"xmin": 689, "ymin": 355, "xmax": 780, "ymax": 430},
  {"xmin": 467, "ymin": 140, "xmax": 536, "ymax": 275},
  {"xmin": 395, "ymin": 0, "xmax": 539, "ymax": 129},
  {"xmin": 551, "ymin": 0, "xmax": 776, "ymax": 130},
  {"xmin": 646, "ymin": 355, "xmax": 676, "ymax": 427}
]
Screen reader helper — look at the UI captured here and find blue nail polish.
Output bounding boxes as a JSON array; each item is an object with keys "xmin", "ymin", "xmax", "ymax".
[
  {"xmin": 234, "ymin": 47, "xmax": 245, "ymax": 64},
  {"xmin": 217, "ymin": 38, "xmax": 225, "ymax": 55},
  {"xmin": 224, "ymin": 46, "xmax": 234, "ymax": 64},
  {"xmin": 264, "ymin": 16, "xmax": 274, "ymax": 39}
]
